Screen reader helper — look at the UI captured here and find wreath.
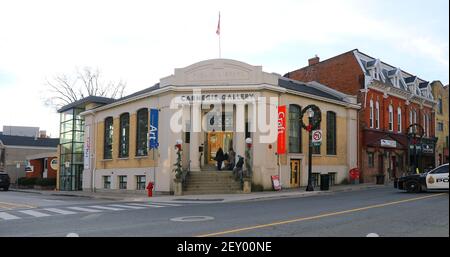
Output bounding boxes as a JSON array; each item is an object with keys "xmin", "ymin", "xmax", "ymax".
[
  {"xmin": 300, "ymin": 105, "xmax": 322, "ymax": 132},
  {"xmin": 406, "ymin": 123, "xmax": 424, "ymax": 144}
]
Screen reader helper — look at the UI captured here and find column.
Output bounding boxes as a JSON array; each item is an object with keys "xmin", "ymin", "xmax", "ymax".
[
  {"xmin": 235, "ymin": 103, "xmax": 246, "ymax": 157},
  {"xmin": 189, "ymin": 103, "xmax": 201, "ymax": 171}
]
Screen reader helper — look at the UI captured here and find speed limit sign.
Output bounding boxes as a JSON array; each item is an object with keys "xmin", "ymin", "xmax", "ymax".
[{"xmin": 312, "ymin": 130, "xmax": 322, "ymax": 143}]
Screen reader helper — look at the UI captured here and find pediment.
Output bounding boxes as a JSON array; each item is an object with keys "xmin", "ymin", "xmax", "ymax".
[{"xmin": 160, "ymin": 59, "xmax": 278, "ymax": 87}]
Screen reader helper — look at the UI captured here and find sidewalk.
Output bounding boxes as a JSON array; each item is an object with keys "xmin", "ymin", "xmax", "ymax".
[{"xmin": 10, "ymin": 183, "xmax": 387, "ymax": 203}]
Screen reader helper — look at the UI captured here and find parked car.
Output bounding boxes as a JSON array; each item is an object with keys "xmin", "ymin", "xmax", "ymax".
[
  {"xmin": 0, "ymin": 172, "xmax": 11, "ymax": 191},
  {"xmin": 395, "ymin": 163, "xmax": 449, "ymax": 193}
]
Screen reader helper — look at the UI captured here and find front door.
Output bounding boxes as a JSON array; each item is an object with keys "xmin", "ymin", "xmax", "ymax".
[
  {"xmin": 207, "ymin": 132, "xmax": 233, "ymax": 165},
  {"xmin": 290, "ymin": 159, "xmax": 301, "ymax": 187}
]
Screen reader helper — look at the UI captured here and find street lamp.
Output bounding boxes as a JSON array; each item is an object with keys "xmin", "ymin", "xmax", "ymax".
[
  {"xmin": 300, "ymin": 105, "xmax": 322, "ymax": 192},
  {"xmin": 407, "ymin": 124, "xmax": 424, "ymax": 174}
]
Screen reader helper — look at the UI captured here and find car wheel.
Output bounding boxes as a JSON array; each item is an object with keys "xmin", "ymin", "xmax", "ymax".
[{"xmin": 405, "ymin": 181, "xmax": 421, "ymax": 193}]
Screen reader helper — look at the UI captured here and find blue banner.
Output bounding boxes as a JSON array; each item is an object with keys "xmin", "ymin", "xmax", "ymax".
[{"xmin": 149, "ymin": 108, "xmax": 159, "ymax": 149}]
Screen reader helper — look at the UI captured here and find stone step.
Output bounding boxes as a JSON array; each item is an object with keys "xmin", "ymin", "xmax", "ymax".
[{"xmin": 183, "ymin": 190, "xmax": 242, "ymax": 195}]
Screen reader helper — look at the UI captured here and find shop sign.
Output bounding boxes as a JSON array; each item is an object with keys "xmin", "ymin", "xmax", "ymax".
[
  {"xmin": 178, "ymin": 92, "xmax": 259, "ymax": 103},
  {"xmin": 380, "ymin": 139, "xmax": 396, "ymax": 148},
  {"xmin": 271, "ymin": 175, "xmax": 281, "ymax": 191},
  {"xmin": 422, "ymin": 144, "xmax": 434, "ymax": 154},
  {"xmin": 277, "ymin": 105, "xmax": 286, "ymax": 154}
]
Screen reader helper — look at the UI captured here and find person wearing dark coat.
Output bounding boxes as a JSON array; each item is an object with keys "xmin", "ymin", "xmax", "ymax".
[{"xmin": 215, "ymin": 147, "xmax": 225, "ymax": 171}]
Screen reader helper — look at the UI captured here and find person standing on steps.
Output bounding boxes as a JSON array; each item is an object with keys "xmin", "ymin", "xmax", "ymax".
[{"xmin": 215, "ymin": 147, "xmax": 224, "ymax": 171}]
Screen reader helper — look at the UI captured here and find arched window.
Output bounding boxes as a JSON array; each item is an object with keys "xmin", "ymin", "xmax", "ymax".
[
  {"xmin": 326, "ymin": 111, "xmax": 336, "ymax": 155},
  {"xmin": 413, "ymin": 109, "xmax": 417, "ymax": 124},
  {"xmin": 375, "ymin": 101, "xmax": 380, "ymax": 129},
  {"xmin": 119, "ymin": 113, "xmax": 130, "ymax": 158},
  {"xmin": 136, "ymin": 108, "xmax": 149, "ymax": 156},
  {"xmin": 369, "ymin": 100, "xmax": 374, "ymax": 128},
  {"xmin": 397, "ymin": 107, "xmax": 402, "ymax": 133},
  {"xmin": 388, "ymin": 105, "xmax": 393, "ymax": 131},
  {"xmin": 289, "ymin": 104, "xmax": 302, "ymax": 153},
  {"xmin": 104, "ymin": 117, "xmax": 114, "ymax": 159}
]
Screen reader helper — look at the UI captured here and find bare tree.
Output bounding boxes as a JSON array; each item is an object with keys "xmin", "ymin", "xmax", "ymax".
[{"xmin": 44, "ymin": 67, "xmax": 126, "ymax": 109}]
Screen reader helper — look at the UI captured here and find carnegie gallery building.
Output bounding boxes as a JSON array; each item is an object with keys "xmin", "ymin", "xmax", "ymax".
[{"xmin": 79, "ymin": 59, "xmax": 360, "ymax": 194}]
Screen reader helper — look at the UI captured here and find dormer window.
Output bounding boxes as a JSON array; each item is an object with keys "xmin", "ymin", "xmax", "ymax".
[{"xmin": 373, "ymin": 67, "xmax": 379, "ymax": 80}]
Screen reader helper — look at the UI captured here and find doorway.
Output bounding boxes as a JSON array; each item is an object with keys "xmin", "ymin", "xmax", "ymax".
[
  {"xmin": 207, "ymin": 131, "xmax": 233, "ymax": 165},
  {"xmin": 290, "ymin": 159, "xmax": 301, "ymax": 187}
]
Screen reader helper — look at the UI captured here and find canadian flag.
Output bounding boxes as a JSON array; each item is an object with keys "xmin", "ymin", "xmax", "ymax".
[{"xmin": 216, "ymin": 12, "xmax": 220, "ymax": 35}]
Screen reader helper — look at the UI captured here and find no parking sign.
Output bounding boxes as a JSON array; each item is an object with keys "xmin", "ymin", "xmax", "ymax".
[{"xmin": 312, "ymin": 130, "xmax": 322, "ymax": 146}]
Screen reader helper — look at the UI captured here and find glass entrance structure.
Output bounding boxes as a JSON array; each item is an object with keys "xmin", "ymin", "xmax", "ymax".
[
  {"xmin": 59, "ymin": 108, "xmax": 84, "ymax": 191},
  {"xmin": 57, "ymin": 96, "xmax": 115, "ymax": 191}
]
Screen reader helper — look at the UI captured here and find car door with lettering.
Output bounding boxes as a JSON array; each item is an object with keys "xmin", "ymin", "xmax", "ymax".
[{"xmin": 426, "ymin": 165, "xmax": 449, "ymax": 190}]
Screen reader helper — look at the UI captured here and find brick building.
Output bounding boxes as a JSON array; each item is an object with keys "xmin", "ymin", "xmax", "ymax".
[
  {"xmin": 25, "ymin": 153, "xmax": 58, "ymax": 179},
  {"xmin": 285, "ymin": 49, "xmax": 437, "ymax": 183}
]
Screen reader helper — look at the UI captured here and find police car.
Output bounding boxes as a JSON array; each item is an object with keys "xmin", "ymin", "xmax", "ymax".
[{"xmin": 395, "ymin": 163, "xmax": 449, "ymax": 193}]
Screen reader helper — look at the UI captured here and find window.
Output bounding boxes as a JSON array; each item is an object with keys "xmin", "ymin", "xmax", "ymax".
[
  {"xmin": 119, "ymin": 113, "xmax": 130, "ymax": 158},
  {"xmin": 388, "ymin": 105, "xmax": 393, "ymax": 131},
  {"xmin": 369, "ymin": 100, "xmax": 374, "ymax": 128},
  {"xmin": 136, "ymin": 175, "xmax": 146, "ymax": 190},
  {"xmin": 397, "ymin": 107, "xmax": 402, "ymax": 133},
  {"xmin": 104, "ymin": 117, "xmax": 114, "ymax": 159},
  {"xmin": 438, "ymin": 122, "xmax": 444, "ymax": 132},
  {"xmin": 430, "ymin": 165, "xmax": 449, "ymax": 174},
  {"xmin": 413, "ymin": 110, "xmax": 417, "ymax": 124},
  {"xmin": 326, "ymin": 111, "xmax": 336, "ymax": 155},
  {"xmin": 103, "ymin": 176, "xmax": 111, "ymax": 189},
  {"xmin": 312, "ymin": 173, "xmax": 320, "ymax": 187},
  {"xmin": 409, "ymin": 110, "xmax": 413, "ymax": 132},
  {"xmin": 368, "ymin": 152, "xmax": 375, "ymax": 168},
  {"xmin": 136, "ymin": 108, "xmax": 149, "ymax": 156},
  {"xmin": 375, "ymin": 101, "xmax": 380, "ymax": 129},
  {"xmin": 118, "ymin": 176, "xmax": 127, "ymax": 189},
  {"xmin": 289, "ymin": 105, "xmax": 302, "ymax": 153},
  {"xmin": 328, "ymin": 172, "xmax": 337, "ymax": 186},
  {"xmin": 438, "ymin": 98, "xmax": 443, "ymax": 114}
]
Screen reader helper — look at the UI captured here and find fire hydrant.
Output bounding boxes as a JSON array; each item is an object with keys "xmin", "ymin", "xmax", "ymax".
[{"xmin": 146, "ymin": 182, "xmax": 154, "ymax": 197}]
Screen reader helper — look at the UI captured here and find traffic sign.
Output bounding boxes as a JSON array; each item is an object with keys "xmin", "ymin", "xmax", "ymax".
[{"xmin": 312, "ymin": 130, "xmax": 322, "ymax": 143}]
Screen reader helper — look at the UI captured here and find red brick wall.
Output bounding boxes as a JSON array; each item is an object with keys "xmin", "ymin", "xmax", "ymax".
[
  {"xmin": 26, "ymin": 157, "xmax": 57, "ymax": 179},
  {"xmin": 286, "ymin": 51, "xmax": 365, "ymax": 95},
  {"xmin": 27, "ymin": 159, "xmax": 42, "ymax": 178},
  {"xmin": 47, "ymin": 157, "xmax": 57, "ymax": 178}
]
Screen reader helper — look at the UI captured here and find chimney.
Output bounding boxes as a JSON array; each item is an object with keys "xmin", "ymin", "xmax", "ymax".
[
  {"xmin": 308, "ymin": 55, "xmax": 320, "ymax": 66},
  {"xmin": 39, "ymin": 130, "xmax": 47, "ymax": 138}
]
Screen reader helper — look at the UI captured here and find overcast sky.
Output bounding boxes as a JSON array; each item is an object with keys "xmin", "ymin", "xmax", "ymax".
[{"xmin": 0, "ymin": 0, "xmax": 448, "ymax": 137}]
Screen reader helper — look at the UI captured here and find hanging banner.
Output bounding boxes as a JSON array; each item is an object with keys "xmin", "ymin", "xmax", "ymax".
[
  {"xmin": 277, "ymin": 105, "xmax": 287, "ymax": 154},
  {"xmin": 84, "ymin": 125, "xmax": 90, "ymax": 169},
  {"xmin": 149, "ymin": 109, "xmax": 159, "ymax": 149}
]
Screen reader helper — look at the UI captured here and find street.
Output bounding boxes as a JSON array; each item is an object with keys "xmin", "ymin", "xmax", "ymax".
[{"xmin": 0, "ymin": 187, "xmax": 448, "ymax": 237}]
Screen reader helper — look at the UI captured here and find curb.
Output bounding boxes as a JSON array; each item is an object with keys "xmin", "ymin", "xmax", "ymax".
[{"xmin": 10, "ymin": 184, "xmax": 387, "ymax": 203}]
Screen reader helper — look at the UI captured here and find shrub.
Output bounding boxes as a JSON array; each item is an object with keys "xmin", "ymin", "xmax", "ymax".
[
  {"xmin": 18, "ymin": 177, "xmax": 37, "ymax": 186},
  {"xmin": 36, "ymin": 178, "xmax": 56, "ymax": 187}
]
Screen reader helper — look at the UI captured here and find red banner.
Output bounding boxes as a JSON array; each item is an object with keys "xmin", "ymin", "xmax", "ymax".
[{"xmin": 277, "ymin": 105, "xmax": 286, "ymax": 154}]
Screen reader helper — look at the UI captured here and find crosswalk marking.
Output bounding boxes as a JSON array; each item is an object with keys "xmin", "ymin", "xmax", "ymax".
[
  {"xmin": 148, "ymin": 202, "xmax": 182, "ymax": 207},
  {"xmin": 88, "ymin": 205, "xmax": 125, "ymax": 211},
  {"xmin": 0, "ymin": 212, "xmax": 21, "ymax": 220},
  {"xmin": 107, "ymin": 204, "xmax": 146, "ymax": 209},
  {"xmin": 67, "ymin": 207, "xmax": 103, "ymax": 213},
  {"xmin": 19, "ymin": 210, "xmax": 50, "ymax": 217},
  {"xmin": 0, "ymin": 202, "xmax": 185, "ymax": 222},
  {"xmin": 43, "ymin": 208, "xmax": 77, "ymax": 215},
  {"xmin": 126, "ymin": 203, "xmax": 166, "ymax": 208}
]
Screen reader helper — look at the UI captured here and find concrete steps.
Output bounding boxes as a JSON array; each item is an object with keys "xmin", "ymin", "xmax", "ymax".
[{"xmin": 183, "ymin": 171, "xmax": 243, "ymax": 195}]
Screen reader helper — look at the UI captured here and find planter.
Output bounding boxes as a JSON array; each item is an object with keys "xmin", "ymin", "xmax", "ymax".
[
  {"xmin": 174, "ymin": 178, "xmax": 183, "ymax": 196},
  {"xmin": 243, "ymin": 178, "xmax": 252, "ymax": 193}
]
